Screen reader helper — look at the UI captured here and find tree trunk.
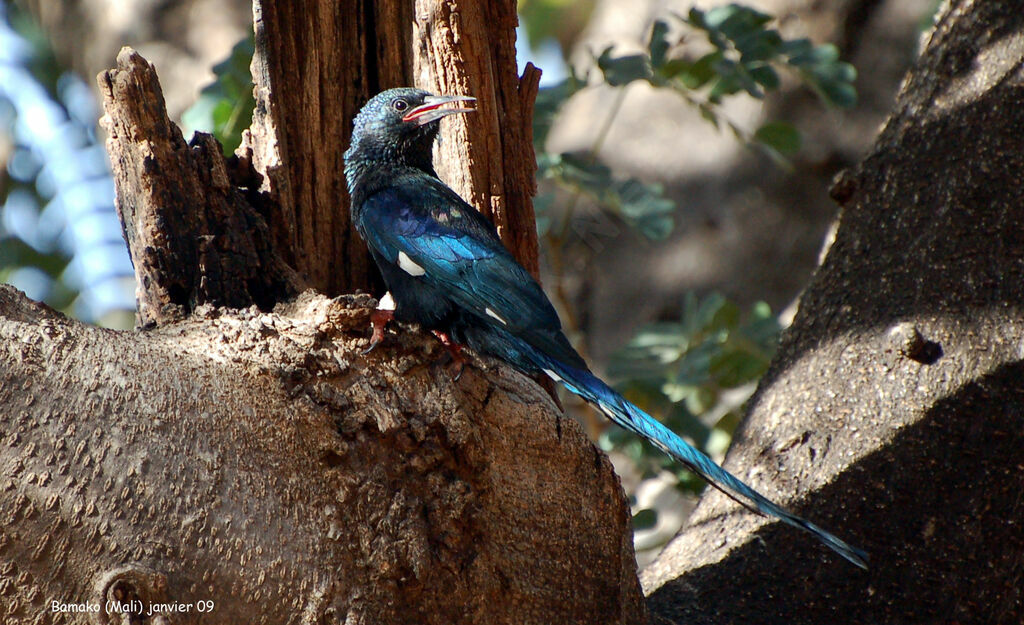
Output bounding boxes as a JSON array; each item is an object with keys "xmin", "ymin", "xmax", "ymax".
[
  {"xmin": 644, "ymin": 2, "xmax": 1024, "ymax": 623},
  {"xmin": 245, "ymin": 0, "xmax": 542, "ymax": 296},
  {"xmin": 0, "ymin": 2, "xmax": 644, "ymax": 624},
  {"xmin": 0, "ymin": 285, "xmax": 642, "ymax": 624}
]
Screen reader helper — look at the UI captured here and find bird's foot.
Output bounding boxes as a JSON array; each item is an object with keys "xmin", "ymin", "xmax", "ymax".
[
  {"xmin": 363, "ymin": 308, "xmax": 395, "ymax": 354},
  {"xmin": 431, "ymin": 330, "xmax": 467, "ymax": 381}
]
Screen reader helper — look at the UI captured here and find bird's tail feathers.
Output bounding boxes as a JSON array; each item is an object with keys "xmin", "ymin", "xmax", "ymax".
[{"xmin": 532, "ymin": 352, "xmax": 868, "ymax": 570}]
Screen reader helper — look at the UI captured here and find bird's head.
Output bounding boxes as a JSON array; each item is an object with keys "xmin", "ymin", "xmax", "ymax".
[{"xmin": 345, "ymin": 87, "xmax": 476, "ymax": 171}]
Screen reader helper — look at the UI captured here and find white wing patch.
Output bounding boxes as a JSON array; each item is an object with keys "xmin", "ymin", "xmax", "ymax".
[
  {"xmin": 397, "ymin": 251, "xmax": 426, "ymax": 276},
  {"xmin": 542, "ymin": 368, "xmax": 562, "ymax": 383},
  {"xmin": 377, "ymin": 291, "xmax": 396, "ymax": 311},
  {"xmin": 485, "ymin": 307, "xmax": 508, "ymax": 325}
]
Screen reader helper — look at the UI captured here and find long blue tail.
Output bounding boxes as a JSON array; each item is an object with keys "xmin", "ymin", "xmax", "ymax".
[{"xmin": 531, "ymin": 350, "xmax": 868, "ymax": 569}]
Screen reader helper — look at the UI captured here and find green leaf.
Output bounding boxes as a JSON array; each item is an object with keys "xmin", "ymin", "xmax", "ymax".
[
  {"xmin": 708, "ymin": 297, "xmax": 740, "ymax": 332},
  {"xmin": 751, "ymin": 300, "xmax": 773, "ymax": 320},
  {"xmin": 697, "ymin": 102, "xmax": 721, "ymax": 127},
  {"xmin": 806, "ymin": 42, "xmax": 841, "ymax": 65},
  {"xmin": 710, "ymin": 349, "xmax": 769, "ymax": 387},
  {"xmin": 632, "ymin": 508, "xmax": 659, "ymax": 530},
  {"xmin": 557, "ymin": 152, "xmax": 614, "ymax": 190},
  {"xmin": 779, "ymin": 38, "xmax": 814, "ymax": 59},
  {"xmin": 690, "ymin": 292, "xmax": 726, "ymax": 332},
  {"xmin": 681, "ymin": 52, "xmax": 720, "ymax": 89},
  {"xmin": 685, "ymin": 7, "xmax": 710, "ymax": 31},
  {"xmin": 656, "ymin": 57, "xmax": 694, "ymax": 82},
  {"xmin": 748, "ymin": 64, "xmax": 780, "ymax": 90},
  {"xmin": 596, "ymin": 46, "xmax": 651, "ymax": 86},
  {"xmin": 707, "ymin": 4, "xmax": 772, "ymax": 41},
  {"xmin": 182, "ymin": 33, "xmax": 256, "ymax": 155},
  {"xmin": 753, "ymin": 121, "xmax": 801, "ymax": 156},
  {"xmin": 804, "ymin": 60, "xmax": 859, "ymax": 108},
  {"xmin": 614, "ymin": 179, "xmax": 676, "ymax": 240},
  {"xmin": 735, "ymin": 29, "xmax": 783, "ymax": 63},
  {"xmin": 648, "ymin": 19, "xmax": 671, "ymax": 68}
]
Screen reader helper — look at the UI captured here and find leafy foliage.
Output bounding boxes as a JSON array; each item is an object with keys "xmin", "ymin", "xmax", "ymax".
[
  {"xmin": 605, "ymin": 5, "xmax": 858, "ymax": 106},
  {"xmin": 536, "ymin": 152, "xmax": 674, "ymax": 240},
  {"xmin": 533, "ymin": 5, "xmax": 857, "ymax": 247},
  {"xmin": 533, "ymin": 71, "xmax": 677, "ymax": 245},
  {"xmin": 528, "ymin": 8, "xmax": 850, "ymax": 503},
  {"xmin": 594, "ymin": 5, "xmax": 857, "ymax": 160},
  {"xmin": 603, "ymin": 293, "xmax": 781, "ymax": 493},
  {"xmin": 182, "ymin": 34, "xmax": 255, "ymax": 155}
]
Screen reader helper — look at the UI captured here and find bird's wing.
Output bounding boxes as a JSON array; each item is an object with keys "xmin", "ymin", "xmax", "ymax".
[{"xmin": 358, "ymin": 174, "xmax": 584, "ymax": 368}]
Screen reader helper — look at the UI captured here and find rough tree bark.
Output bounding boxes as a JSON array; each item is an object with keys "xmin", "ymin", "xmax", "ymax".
[
  {"xmin": 644, "ymin": 2, "xmax": 1024, "ymax": 623},
  {"xmin": 411, "ymin": 1, "xmax": 543, "ymax": 277},
  {"xmin": 0, "ymin": 1, "xmax": 644, "ymax": 624},
  {"xmin": 244, "ymin": 0, "xmax": 542, "ymax": 295},
  {"xmin": 0, "ymin": 285, "xmax": 642, "ymax": 624}
]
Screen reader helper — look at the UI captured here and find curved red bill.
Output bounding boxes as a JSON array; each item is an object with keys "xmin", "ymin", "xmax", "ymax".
[{"xmin": 402, "ymin": 94, "xmax": 477, "ymax": 125}]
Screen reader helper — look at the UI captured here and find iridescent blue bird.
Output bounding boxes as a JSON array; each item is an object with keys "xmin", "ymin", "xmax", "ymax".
[{"xmin": 343, "ymin": 87, "xmax": 867, "ymax": 569}]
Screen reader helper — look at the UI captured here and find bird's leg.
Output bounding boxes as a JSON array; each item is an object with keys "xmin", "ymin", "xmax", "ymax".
[
  {"xmin": 431, "ymin": 330, "xmax": 467, "ymax": 381},
  {"xmin": 363, "ymin": 292, "xmax": 396, "ymax": 354}
]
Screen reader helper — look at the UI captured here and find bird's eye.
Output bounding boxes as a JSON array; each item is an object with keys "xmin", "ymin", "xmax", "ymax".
[{"xmin": 392, "ymin": 99, "xmax": 409, "ymax": 113}]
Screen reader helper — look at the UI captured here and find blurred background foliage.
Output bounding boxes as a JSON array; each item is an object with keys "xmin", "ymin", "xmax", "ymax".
[
  {"xmin": 2, "ymin": 0, "xmax": 937, "ymax": 566},
  {"xmin": 0, "ymin": 1, "xmax": 133, "ymax": 328},
  {"xmin": 523, "ymin": 3, "xmax": 853, "ymax": 558},
  {"xmin": 181, "ymin": 33, "xmax": 255, "ymax": 156},
  {"xmin": 604, "ymin": 293, "xmax": 779, "ymax": 494}
]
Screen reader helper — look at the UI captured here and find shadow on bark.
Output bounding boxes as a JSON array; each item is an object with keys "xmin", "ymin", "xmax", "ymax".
[
  {"xmin": 648, "ymin": 359, "xmax": 1024, "ymax": 624},
  {"xmin": 763, "ymin": 51, "xmax": 1024, "ymax": 394}
]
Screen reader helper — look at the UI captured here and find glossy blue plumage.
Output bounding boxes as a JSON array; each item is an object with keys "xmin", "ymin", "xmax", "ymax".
[{"xmin": 344, "ymin": 88, "xmax": 867, "ymax": 569}]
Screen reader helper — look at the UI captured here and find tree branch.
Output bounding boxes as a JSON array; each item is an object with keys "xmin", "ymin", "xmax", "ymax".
[{"xmin": 0, "ymin": 284, "xmax": 645, "ymax": 624}]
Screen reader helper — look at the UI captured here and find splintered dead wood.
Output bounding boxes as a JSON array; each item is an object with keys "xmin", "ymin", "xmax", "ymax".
[{"xmin": 98, "ymin": 48, "xmax": 299, "ymax": 327}]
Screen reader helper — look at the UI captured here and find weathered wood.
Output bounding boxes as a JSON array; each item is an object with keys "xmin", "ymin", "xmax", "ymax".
[
  {"xmin": 0, "ymin": 285, "xmax": 645, "ymax": 625},
  {"xmin": 245, "ymin": 0, "xmax": 416, "ymax": 296},
  {"xmin": 413, "ymin": 0, "xmax": 543, "ymax": 277},
  {"xmin": 98, "ymin": 48, "xmax": 300, "ymax": 327},
  {"xmin": 245, "ymin": 0, "xmax": 543, "ymax": 292}
]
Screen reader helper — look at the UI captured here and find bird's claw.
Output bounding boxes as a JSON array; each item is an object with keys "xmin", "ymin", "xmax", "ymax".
[
  {"xmin": 363, "ymin": 308, "xmax": 395, "ymax": 354},
  {"xmin": 431, "ymin": 330, "xmax": 468, "ymax": 381},
  {"xmin": 451, "ymin": 359, "xmax": 465, "ymax": 382}
]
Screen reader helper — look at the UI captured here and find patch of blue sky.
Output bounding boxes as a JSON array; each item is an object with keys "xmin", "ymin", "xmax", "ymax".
[
  {"xmin": 515, "ymin": 25, "xmax": 567, "ymax": 87},
  {"xmin": 0, "ymin": 3, "xmax": 133, "ymax": 322}
]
